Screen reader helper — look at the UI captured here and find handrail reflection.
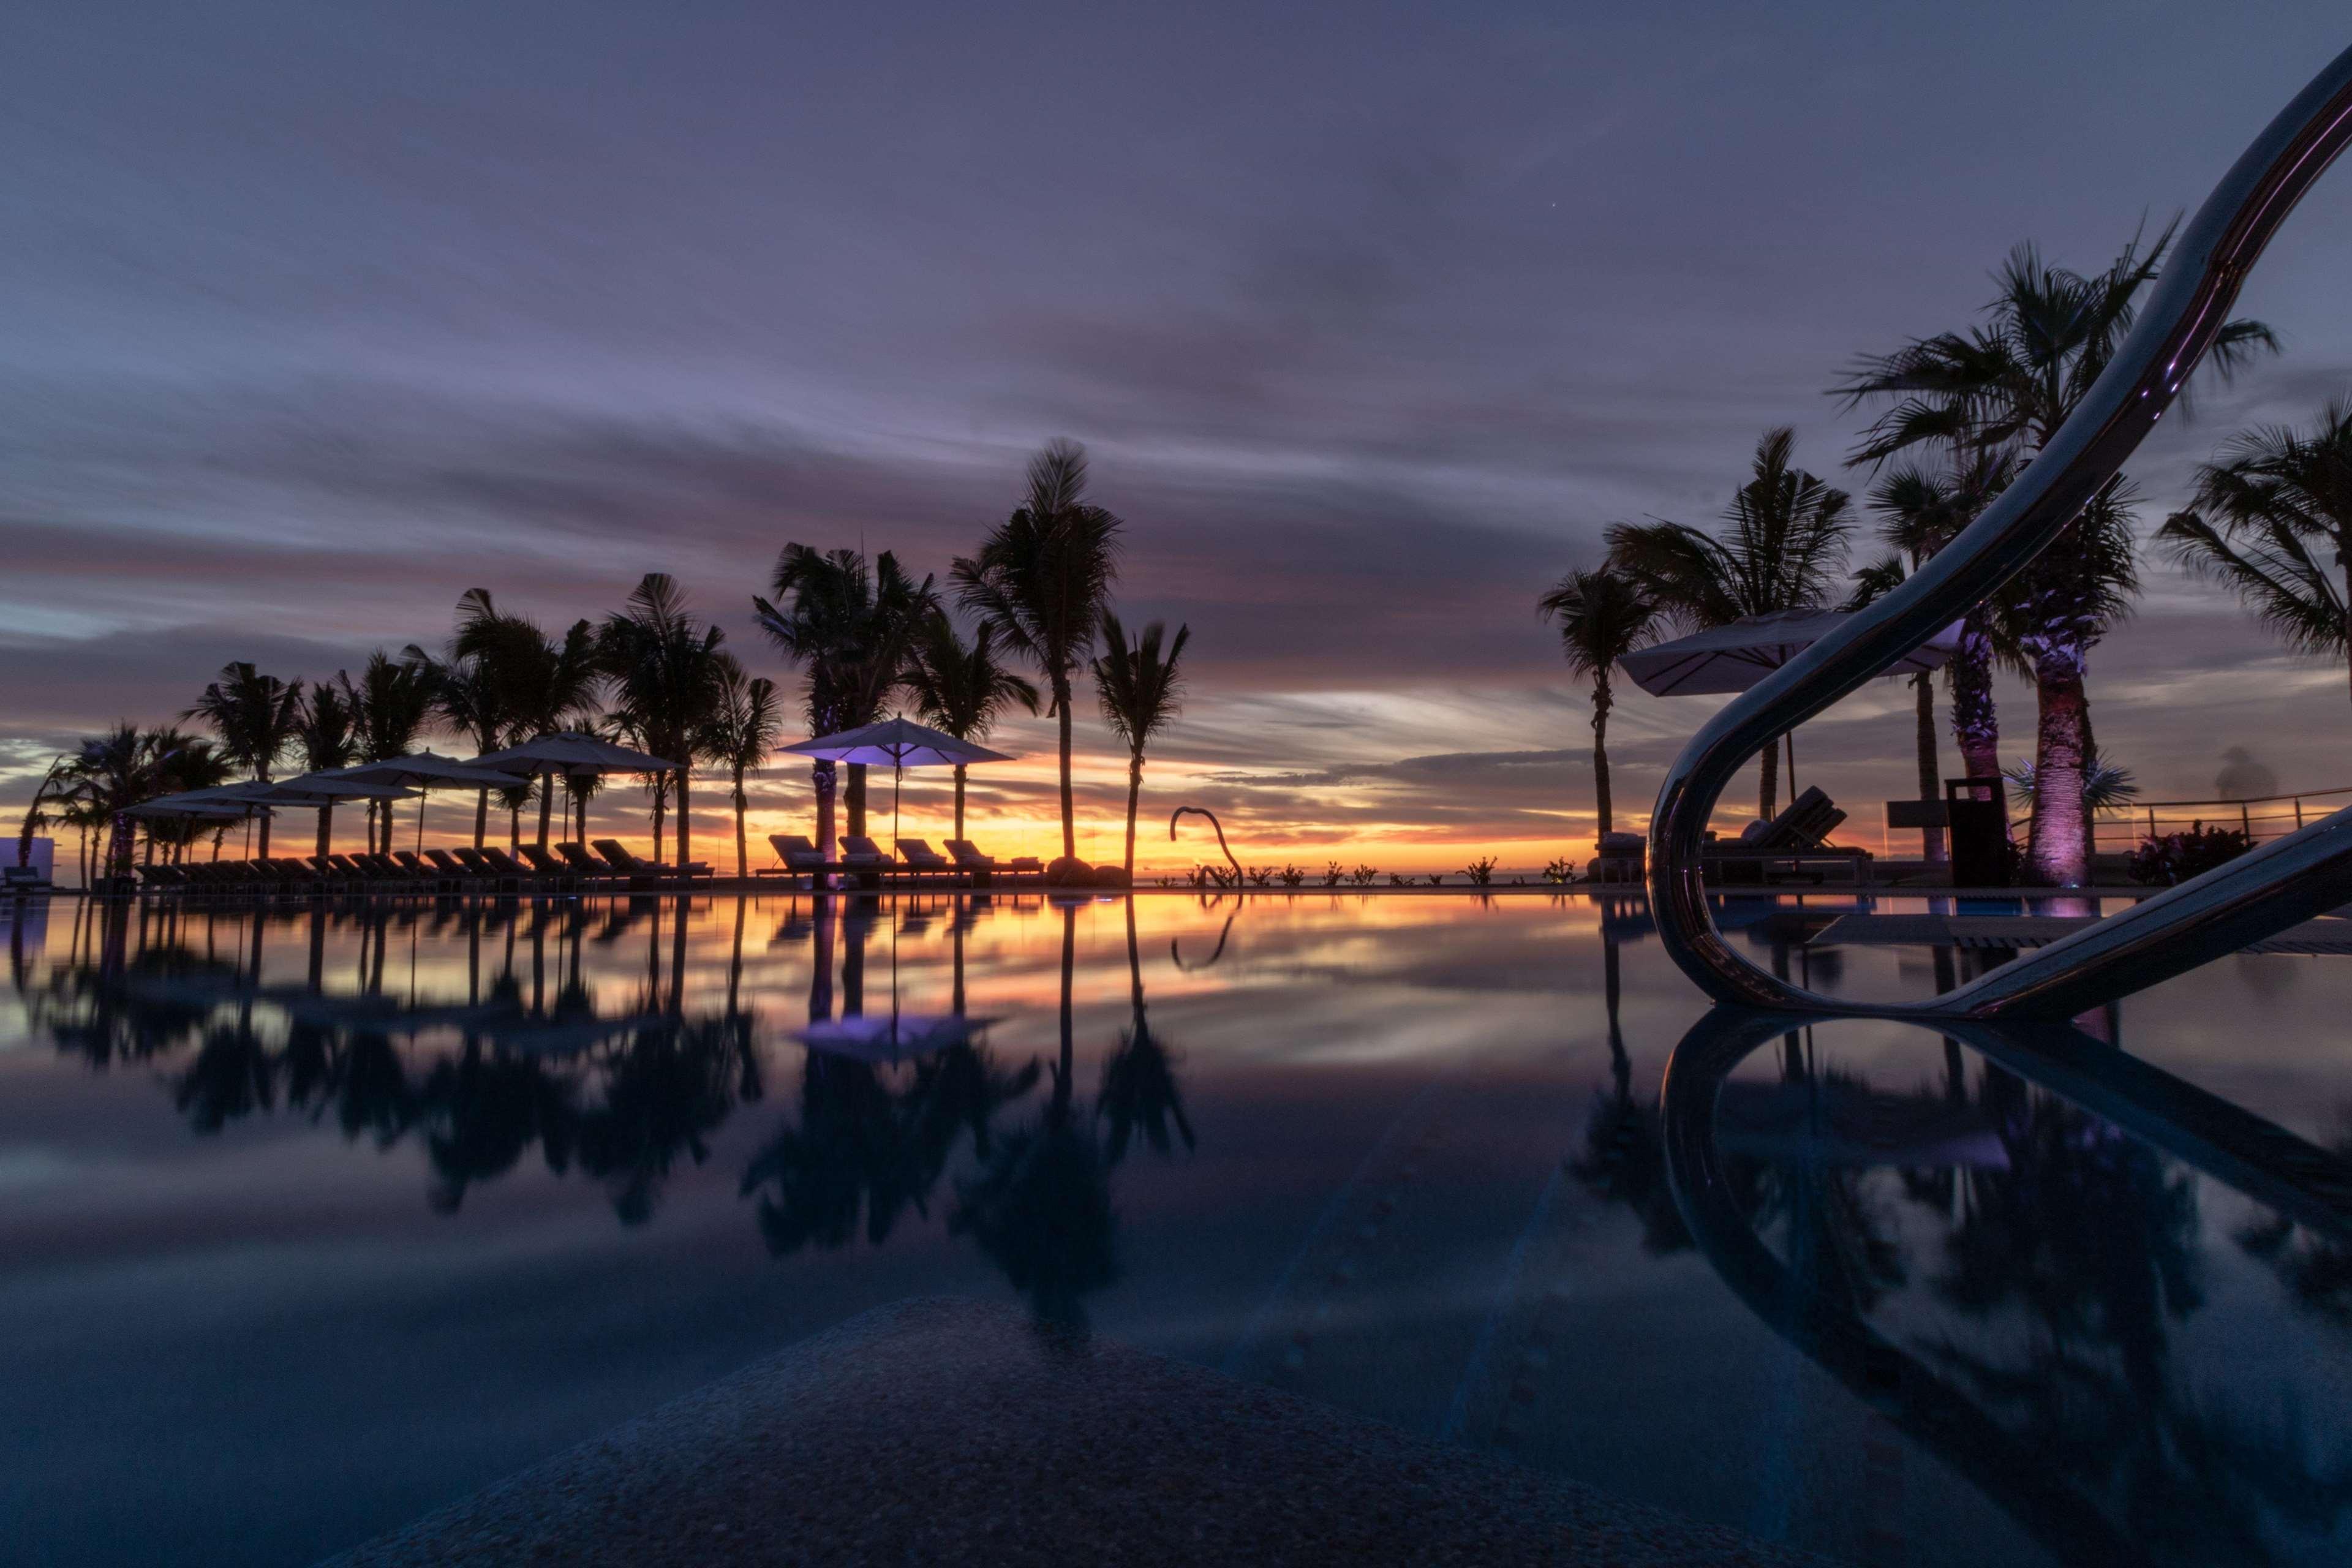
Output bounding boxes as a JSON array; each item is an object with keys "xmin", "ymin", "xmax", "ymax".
[{"xmin": 1657, "ymin": 1005, "xmax": 2352, "ymax": 1565}]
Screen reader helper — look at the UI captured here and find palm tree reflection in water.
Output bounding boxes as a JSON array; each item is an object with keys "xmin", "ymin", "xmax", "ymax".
[{"xmin": 1652, "ymin": 1004, "xmax": 2352, "ymax": 1566}]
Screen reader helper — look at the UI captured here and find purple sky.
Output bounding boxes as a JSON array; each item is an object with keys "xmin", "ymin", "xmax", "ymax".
[{"xmin": 4, "ymin": 2, "xmax": 2351, "ymax": 866}]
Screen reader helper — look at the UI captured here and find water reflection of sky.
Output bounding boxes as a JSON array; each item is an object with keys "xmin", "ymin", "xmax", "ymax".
[{"xmin": 3, "ymin": 892, "xmax": 2350, "ymax": 1567}]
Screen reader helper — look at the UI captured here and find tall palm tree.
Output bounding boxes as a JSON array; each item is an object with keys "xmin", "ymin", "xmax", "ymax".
[
  {"xmin": 1536, "ymin": 565, "xmax": 1660, "ymax": 847},
  {"xmin": 15, "ymin": 755, "xmax": 72, "ymax": 872},
  {"xmin": 341, "ymin": 650, "xmax": 438, "ymax": 853},
  {"xmin": 902, "ymin": 611, "xmax": 1039, "ymax": 842},
  {"xmin": 1844, "ymin": 554, "xmax": 1950, "ymax": 864},
  {"xmin": 598, "ymin": 573, "xmax": 729, "ymax": 869},
  {"xmin": 753, "ymin": 546, "xmax": 937, "ymax": 853},
  {"xmin": 453, "ymin": 590, "xmax": 603, "ymax": 846},
  {"xmin": 1862, "ymin": 450, "xmax": 2021, "ymax": 823},
  {"xmin": 71, "ymin": 725, "xmax": 190, "ymax": 884},
  {"xmin": 700, "ymin": 657, "xmax": 785, "ymax": 879},
  {"xmin": 1090, "ymin": 611, "xmax": 1189, "ymax": 880},
  {"xmin": 953, "ymin": 440, "xmax": 1125, "ymax": 865},
  {"xmin": 184, "ymin": 661, "xmax": 303, "ymax": 859},
  {"xmin": 1607, "ymin": 428, "xmax": 1854, "ymax": 819},
  {"xmin": 291, "ymin": 680, "xmax": 360, "ymax": 861},
  {"xmin": 1835, "ymin": 228, "xmax": 2274, "ymax": 884},
  {"xmin": 2158, "ymin": 397, "xmax": 2352, "ymax": 704}
]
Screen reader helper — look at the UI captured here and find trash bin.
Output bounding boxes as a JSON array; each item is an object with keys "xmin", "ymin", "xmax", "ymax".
[{"xmin": 1945, "ymin": 776, "xmax": 2011, "ymax": 888}]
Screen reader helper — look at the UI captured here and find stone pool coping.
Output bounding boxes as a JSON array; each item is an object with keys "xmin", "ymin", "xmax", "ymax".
[{"xmin": 321, "ymin": 1296, "xmax": 1837, "ymax": 1567}]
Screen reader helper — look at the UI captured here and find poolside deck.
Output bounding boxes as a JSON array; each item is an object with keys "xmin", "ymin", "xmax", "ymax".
[{"xmin": 325, "ymin": 1297, "xmax": 1833, "ymax": 1568}]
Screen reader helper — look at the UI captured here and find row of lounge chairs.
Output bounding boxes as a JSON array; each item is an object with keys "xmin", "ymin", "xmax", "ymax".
[
  {"xmin": 136, "ymin": 840, "xmax": 715, "ymax": 897},
  {"xmin": 1589, "ymin": 787, "xmax": 1875, "ymax": 886},
  {"xmin": 759, "ymin": 835, "xmax": 1045, "ymax": 888}
]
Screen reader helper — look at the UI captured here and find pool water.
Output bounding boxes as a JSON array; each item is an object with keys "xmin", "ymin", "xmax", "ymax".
[{"xmin": 4, "ymin": 891, "xmax": 2350, "ymax": 1567}]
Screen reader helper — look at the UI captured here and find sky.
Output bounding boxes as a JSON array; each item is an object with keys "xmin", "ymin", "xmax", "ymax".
[{"xmin": 3, "ymin": 1, "xmax": 2351, "ymax": 873}]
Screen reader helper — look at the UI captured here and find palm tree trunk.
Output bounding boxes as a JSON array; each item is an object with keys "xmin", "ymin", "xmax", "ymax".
[
  {"xmin": 315, "ymin": 803, "xmax": 334, "ymax": 863},
  {"xmin": 537, "ymin": 779, "xmax": 554, "ymax": 848},
  {"xmin": 846, "ymin": 763, "xmax": 866, "ymax": 838},
  {"xmin": 473, "ymin": 788, "xmax": 488, "ymax": 849},
  {"xmin": 1951, "ymin": 623, "xmax": 2002, "ymax": 811},
  {"xmin": 1123, "ymin": 752, "xmax": 1142, "ymax": 876},
  {"xmin": 1055, "ymin": 673, "xmax": 1076, "ymax": 861},
  {"xmin": 1757, "ymin": 734, "xmax": 1779, "ymax": 823},
  {"xmin": 1591, "ymin": 677, "xmax": 1614, "ymax": 841},
  {"xmin": 953, "ymin": 764, "xmax": 967, "ymax": 842},
  {"xmin": 2025, "ymin": 642, "xmax": 2090, "ymax": 886},
  {"xmin": 1913, "ymin": 671, "xmax": 1946, "ymax": 864},
  {"xmin": 676, "ymin": 768, "xmax": 691, "ymax": 869},
  {"xmin": 813, "ymin": 760, "xmax": 837, "ymax": 862},
  {"xmin": 733, "ymin": 774, "xmax": 748, "ymax": 880}
]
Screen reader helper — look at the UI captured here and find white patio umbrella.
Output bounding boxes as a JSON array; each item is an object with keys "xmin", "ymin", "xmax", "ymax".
[
  {"xmin": 783, "ymin": 717, "xmax": 1016, "ymax": 846},
  {"xmin": 469, "ymin": 732, "xmax": 684, "ymax": 849},
  {"xmin": 1619, "ymin": 610, "xmax": 1963, "ymax": 799},
  {"xmin": 321, "ymin": 753, "xmax": 527, "ymax": 853}
]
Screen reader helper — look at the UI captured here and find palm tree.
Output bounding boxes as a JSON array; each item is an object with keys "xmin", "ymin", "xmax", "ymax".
[
  {"xmin": 341, "ymin": 650, "xmax": 438, "ymax": 852},
  {"xmin": 701, "ymin": 658, "xmax": 785, "ymax": 879},
  {"xmin": 1607, "ymin": 428, "xmax": 1854, "ymax": 819},
  {"xmin": 753, "ymin": 546, "xmax": 937, "ymax": 853},
  {"xmin": 1836, "ymin": 229, "xmax": 2274, "ymax": 884},
  {"xmin": 70, "ymin": 725, "xmax": 188, "ymax": 884},
  {"xmin": 2159, "ymin": 398, "xmax": 2352, "ymax": 705},
  {"xmin": 15, "ymin": 755, "xmax": 72, "ymax": 872},
  {"xmin": 902, "ymin": 610, "xmax": 1039, "ymax": 842},
  {"xmin": 1090, "ymin": 611, "xmax": 1189, "ymax": 880},
  {"xmin": 597, "ymin": 573, "xmax": 730, "ymax": 869},
  {"xmin": 1537, "ymin": 565, "xmax": 1660, "ymax": 848},
  {"xmin": 184, "ymin": 662, "xmax": 303, "ymax": 858},
  {"xmin": 954, "ymin": 440, "xmax": 1125, "ymax": 866},
  {"xmin": 1859, "ymin": 449, "xmax": 2023, "ymax": 847},
  {"xmin": 1845, "ymin": 555, "xmax": 1949, "ymax": 864},
  {"xmin": 453, "ymin": 591, "xmax": 603, "ymax": 846},
  {"xmin": 291, "ymin": 680, "xmax": 360, "ymax": 861}
]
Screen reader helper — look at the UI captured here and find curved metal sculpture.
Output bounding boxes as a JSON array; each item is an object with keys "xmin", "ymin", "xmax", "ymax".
[
  {"xmin": 1653, "ymin": 45, "xmax": 2352, "ymax": 1018},
  {"xmin": 1169, "ymin": 805, "xmax": 1244, "ymax": 883}
]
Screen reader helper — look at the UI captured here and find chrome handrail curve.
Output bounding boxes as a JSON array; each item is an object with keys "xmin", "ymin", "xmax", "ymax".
[{"xmin": 1649, "ymin": 44, "xmax": 2352, "ymax": 1018}]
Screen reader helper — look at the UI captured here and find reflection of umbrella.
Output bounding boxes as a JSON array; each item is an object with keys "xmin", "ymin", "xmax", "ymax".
[
  {"xmin": 323, "ymin": 753, "xmax": 527, "ymax": 851},
  {"xmin": 470, "ymin": 732, "xmax": 682, "ymax": 847},
  {"xmin": 1620, "ymin": 610, "xmax": 1962, "ymax": 798},
  {"xmin": 1620, "ymin": 609, "xmax": 1962, "ymax": 696},
  {"xmin": 785, "ymin": 717, "xmax": 1016, "ymax": 844}
]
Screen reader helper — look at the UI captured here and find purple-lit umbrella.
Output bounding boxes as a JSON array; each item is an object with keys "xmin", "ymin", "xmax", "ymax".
[{"xmin": 785, "ymin": 717, "xmax": 1016, "ymax": 844}]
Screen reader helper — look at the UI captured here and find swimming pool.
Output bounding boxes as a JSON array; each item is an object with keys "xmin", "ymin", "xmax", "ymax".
[{"xmin": 4, "ymin": 891, "xmax": 2348, "ymax": 1566}]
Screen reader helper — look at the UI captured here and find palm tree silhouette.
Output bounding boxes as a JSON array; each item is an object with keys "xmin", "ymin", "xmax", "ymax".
[
  {"xmin": 954, "ymin": 440, "xmax": 1125, "ymax": 867},
  {"xmin": 1536, "ymin": 565, "xmax": 1659, "ymax": 848},
  {"xmin": 184, "ymin": 661, "xmax": 303, "ymax": 859},
  {"xmin": 755, "ymin": 546, "xmax": 938, "ymax": 854},
  {"xmin": 1837, "ymin": 232, "xmax": 2275, "ymax": 884},
  {"xmin": 2160, "ymin": 398, "xmax": 2352, "ymax": 706},
  {"xmin": 341, "ymin": 650, "xmax": 437, "ymax": 852},
  {"xmin": 1091, "ymin": 611, "xmax": 1189, "ymax": 880},
  {"xmin": 700, "ymin": 661, "xmax": 784, "ymax": 878},
  {"xmin": 453, "ymin": 591, "xmax": 603, "ymax": 847},
  {"xmin": 597, "ymin": 573, "xmax": 730, "ymax": 869},
  {"xmin": 292, "ymin": 680, "xmax": 360, "ymax": 861},
  {"xmin": 1607, "ymin": 429, "xmax": 1855, "ymax": 819},
  {"xmin": 901, "ymin": 610, "xmax": 1039, "ymax": 842}
]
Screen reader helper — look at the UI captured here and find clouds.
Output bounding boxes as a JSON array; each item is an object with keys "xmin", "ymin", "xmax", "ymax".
[{"xmin": 5, "ymin": 2, "xmax": 2352, "ymax": 862}]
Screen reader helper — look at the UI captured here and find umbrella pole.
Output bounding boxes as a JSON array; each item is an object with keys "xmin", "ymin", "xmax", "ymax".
[
  {"xmin": 417, "ymin": 788, "xmax": 429, "ymax": 855},
  {"xmin": 893, "ymin": 762, "xmax": 902, "ymax": 854}
]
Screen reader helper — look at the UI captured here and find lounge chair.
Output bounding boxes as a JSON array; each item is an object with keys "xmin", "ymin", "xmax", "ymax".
[
  {"xmin": 895, "ymin": 839, "xmax": 957, "ymax": 878},
  {"xmin": 424, "ymin": 848, "xmax": 476, "ymax": 884},
  {"xmin": 594, "ymin": 839, "xmax": 711, "ymax": 885},
  {"xmin": 517, "ymin": 843, "xmax": 582, "ymax": 891},
  {"xmin": 1703, "ymin": 786, "xmax": 1872, "ymax": 885},
  {"xmin": 557, "ymin": 842, "xmax": 611, "ymax": 880},
  {"xmin": 478, "ymin": 847, "xmax": 537, "ymax": 892},
  {"xmin": 1589, "ymin": 832, "xmax": 1645, "ymax": 884},
  {"xmin": 763, "ymin": 834, "xmax": 834, "ymax": 885},
  {"xmin": 946, "ymin": 839, "xmax": 1043, "ymax": 884}
]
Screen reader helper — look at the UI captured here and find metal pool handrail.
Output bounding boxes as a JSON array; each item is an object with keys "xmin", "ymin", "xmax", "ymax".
[{"xmin": 1649, "ymin": 42, "xmax": 2352, "ymax": 1019}]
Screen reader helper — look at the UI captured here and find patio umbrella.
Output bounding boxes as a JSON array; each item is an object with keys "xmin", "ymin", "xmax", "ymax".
[
  {"xmin": 468, "ymin": 732, "xmax": 684, "ymax": 849},
  {"xmin": 784, "ymin": 717, "xmax": 1016, "ymax": 846},
  {"xmin": 322, "ymin": 753, "xmax": 527, "ymax": 853},
  {"xmin": 1619, "ymin": 610, "xmax": 1962, "ymax": 799}
]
